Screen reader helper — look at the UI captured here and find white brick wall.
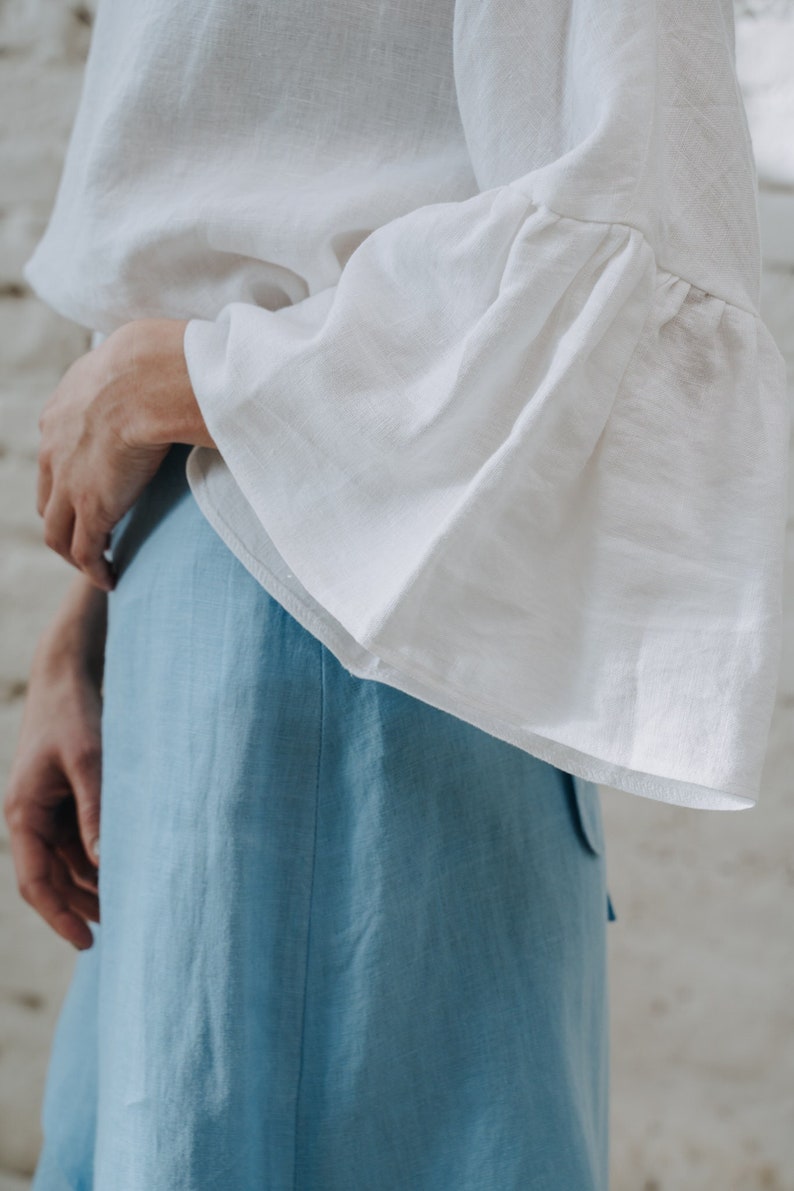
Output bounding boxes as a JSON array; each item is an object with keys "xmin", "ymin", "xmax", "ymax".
[
  {"xmin": 0, "ymin": 3, "xmax": 98, "ymax": 1183},
  {"xmin": 1, "ymin": 3, "xmax": 792, "ymax": 1187}
]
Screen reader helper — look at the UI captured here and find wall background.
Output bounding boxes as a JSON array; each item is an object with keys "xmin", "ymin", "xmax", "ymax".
[{"xmin": 1, "ymin": 2, "xmax": 792, "ymax": 1188}]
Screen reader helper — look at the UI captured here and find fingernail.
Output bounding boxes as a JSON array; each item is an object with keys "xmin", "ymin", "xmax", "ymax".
[{"xmin": 92, "ymin": 837, "xmax": 100, "ymax": 864}]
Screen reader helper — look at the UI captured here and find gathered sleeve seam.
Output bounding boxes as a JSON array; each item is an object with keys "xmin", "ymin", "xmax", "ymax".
[{"xmin": 505, "ymin": 185, "xmax": 759, "ymax": 316}]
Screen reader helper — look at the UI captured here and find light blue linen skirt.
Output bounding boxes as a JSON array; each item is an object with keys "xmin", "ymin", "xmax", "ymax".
[{"xmin": 32, "ymin": 442, "xmax": 615, "ymax": 1191}]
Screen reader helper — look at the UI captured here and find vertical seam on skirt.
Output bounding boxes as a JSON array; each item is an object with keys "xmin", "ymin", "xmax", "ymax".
[{"xmin": 292, "ymin": 642, "xmax": 325, "ymax": 1190}]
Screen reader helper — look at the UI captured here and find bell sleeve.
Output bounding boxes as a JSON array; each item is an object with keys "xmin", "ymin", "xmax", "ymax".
[{"xmin": 182, "ymin": 0, "xmax": 790, "ymax": 811}]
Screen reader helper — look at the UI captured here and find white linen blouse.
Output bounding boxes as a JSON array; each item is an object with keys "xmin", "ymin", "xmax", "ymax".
[{"xmin": 24, "ymin": 0, "xmax": 790, "ymax": 811}]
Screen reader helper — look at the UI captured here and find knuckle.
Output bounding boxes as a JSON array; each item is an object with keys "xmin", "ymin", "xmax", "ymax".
[
  {"xmin": 71, "ymin": 741, "xmax": 102, "ymax": 777},
  {"xmin": 71, "ymin": 542, "xmax": 93, "ymax": 569},
  {"xmin": 3, "ymin": 787, "xmax": 26, "ymax": 830},
  {"xmin": 81, "ymin": 817, "xmax": 101, "ymax": 842},
  {"xmin": 73, "ymin": 488, "xmax": 94, "ymax": 517},
  {"xmin": 18, "ymin": 875, "xmax": 42, "ymax": 906},
  {"xmin": 78, "ymin": 490, "xmax": 111, "ymax": 532}
]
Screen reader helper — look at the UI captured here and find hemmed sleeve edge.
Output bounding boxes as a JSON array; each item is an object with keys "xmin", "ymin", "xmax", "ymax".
[{"xmin": 185, "ymin": 440, "xmax": 760, "ymax": 814}]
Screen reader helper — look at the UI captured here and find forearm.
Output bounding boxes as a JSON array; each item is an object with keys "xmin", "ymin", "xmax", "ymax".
[{"xmin": 33, "ymin": 572, "xmax": 108, "ymax": 688}]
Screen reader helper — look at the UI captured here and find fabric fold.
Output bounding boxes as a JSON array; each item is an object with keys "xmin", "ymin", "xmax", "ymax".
[{"xmin": 183, "ymin": 188, "xmax": 789, "ymax": 811}]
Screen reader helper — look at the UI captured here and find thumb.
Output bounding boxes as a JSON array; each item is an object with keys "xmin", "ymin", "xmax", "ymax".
[{"xmin": 66, "ymin": 739, "xmax": 103, "ymax": 867}]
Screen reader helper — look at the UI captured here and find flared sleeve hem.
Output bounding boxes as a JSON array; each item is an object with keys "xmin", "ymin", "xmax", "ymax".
[
  {"xmin": 185, "ymin": 443, "xmax": 759, "ymax": 812},
  {"xmin": 183, "ymin": 192, "xmax": 790, "ymax": 812}
]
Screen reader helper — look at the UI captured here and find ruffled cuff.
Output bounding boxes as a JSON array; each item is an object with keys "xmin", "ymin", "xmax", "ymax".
[{"xmin": 183, "ymin": 189, "xmax": 789, "ymax": 810}]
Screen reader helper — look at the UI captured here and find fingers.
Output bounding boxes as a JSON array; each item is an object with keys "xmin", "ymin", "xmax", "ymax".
[
  {"xmin": 6, "ymin": 815, "xmax": 99, "ymax": 950},
  {"xmin": 35, "ymin": 360, "xmax": 126, "ymax": 591},
  {"xmin": 40, "ymin": 486, "xmax": 115, "ymax": 594},
  {"xmin": 57, "ymin": 836, "xmax": 99, "ymax": 893},
  {"xmin": 5, "ymin": 752, "xmax": 102, "ymax": 950},
  {"xmin": 53, "ymin": 800, "xmax": 100, "ymax": 891},
  {"xmin": 71, "ymin": 516, "xmax": 115, "ymax": 594},
  {"xmin": 36, "ymin": 446, "xmax": 52, "ymax": 517},
  {"xmin": 41, "ymin": 492, "xmax": 75, "ymax": 566},
  {"xmin": 62, "ymin": 740, "xmax": 103, "ymax": 867}
]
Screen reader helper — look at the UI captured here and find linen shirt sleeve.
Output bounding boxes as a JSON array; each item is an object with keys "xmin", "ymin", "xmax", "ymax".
[{"xmin": 182, "ymin": 0, "xmax": 789, "ymax": 811}]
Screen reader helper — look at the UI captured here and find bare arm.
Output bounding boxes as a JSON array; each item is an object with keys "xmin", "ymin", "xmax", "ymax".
[
  {"xmin": 3, "ymin": 573, "xmax": 108, "ymax": 950},
  {"xmin": 39, "ymin": 571, "xmax": 108, "ymax": 688}
]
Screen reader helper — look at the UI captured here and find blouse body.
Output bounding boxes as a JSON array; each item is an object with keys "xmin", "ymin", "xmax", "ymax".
[{"xmin": 23, "ymin": 0, "xmax": 790, "ymax": 811}]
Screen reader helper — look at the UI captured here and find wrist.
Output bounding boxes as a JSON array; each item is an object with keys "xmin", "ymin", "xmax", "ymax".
[
  {"xmin": 34, "ymin": 575, "xmax": 108, "ymax": 687},
  {"xmin": 102, "ymin": 318, "xmax": 217, "ymax": 451}
]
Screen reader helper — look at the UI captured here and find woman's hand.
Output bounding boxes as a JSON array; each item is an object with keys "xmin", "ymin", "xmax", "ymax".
[
  {"xmin": 36, "ymin": 317, "xmax": 216, "ymax": 592},
  {"xmin": 3, "ymin": 576, "xmax": 108, "ymax": 951}
]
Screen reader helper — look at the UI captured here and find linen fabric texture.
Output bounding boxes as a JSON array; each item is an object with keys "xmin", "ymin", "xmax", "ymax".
[
  {"xmin": 24, "ymin": 0, "xmax": 790, "ymax": 810},
  {"xmin": 31, "ymin": 443, "xmax": 612, "ymax": 1191}
]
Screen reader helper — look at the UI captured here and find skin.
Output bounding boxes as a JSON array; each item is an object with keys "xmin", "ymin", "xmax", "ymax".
[{"xmin": 3, "ymin": 318, "xmax": 216, "ymax": 950}]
